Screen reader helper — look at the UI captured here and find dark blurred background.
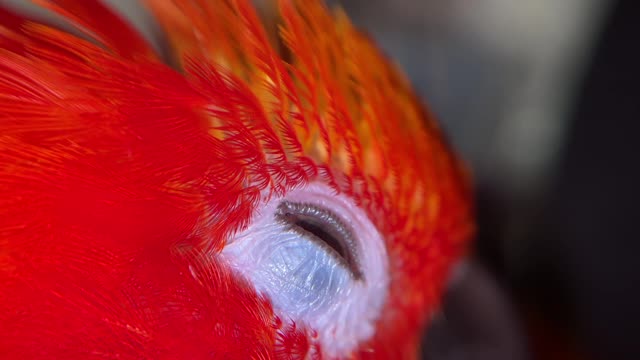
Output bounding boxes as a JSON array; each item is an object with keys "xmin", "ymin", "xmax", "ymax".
[
  {"xmin": 8, "ymin": 0, "xmax": 638, "ymax": 358},
  {"xmin": 335, "ymin": 0, "xmax": 640, "ymax": 359}
]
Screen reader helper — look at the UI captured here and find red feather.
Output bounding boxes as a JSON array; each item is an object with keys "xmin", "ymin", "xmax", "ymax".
[{"xmin": 0, "ymin": 1, "xmax": 474, "ymax": 358}]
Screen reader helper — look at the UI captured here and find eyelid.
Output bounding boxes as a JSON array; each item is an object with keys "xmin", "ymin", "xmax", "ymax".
[{"xmin": 275, "ymin": 201, "xmax": 363, "ymax": 280}]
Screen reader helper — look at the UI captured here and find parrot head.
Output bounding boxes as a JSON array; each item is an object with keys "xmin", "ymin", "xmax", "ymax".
[{"xmin": 0, "ymin": 0, "xmax": 474, "ymax": 358}]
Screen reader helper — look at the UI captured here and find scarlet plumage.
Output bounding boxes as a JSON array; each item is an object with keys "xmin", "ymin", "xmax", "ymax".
[{"xmin": 0, "ymin": 1, "xmax": 474, "ymax": 359}]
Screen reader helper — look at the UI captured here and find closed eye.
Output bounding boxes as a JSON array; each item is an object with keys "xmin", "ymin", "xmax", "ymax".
[{"xmin": 275, "ymin": 201, "xmax": 363, "ymax": 280}]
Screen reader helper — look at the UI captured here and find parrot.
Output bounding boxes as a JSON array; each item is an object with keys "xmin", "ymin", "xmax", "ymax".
[{"xmin": 0, "ymin": 0, "xmax": 474, "ymax": 359}]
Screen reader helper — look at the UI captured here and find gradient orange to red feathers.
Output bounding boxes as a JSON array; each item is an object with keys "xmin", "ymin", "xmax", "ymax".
[{"xmin": 0, "ymin": 0, "xmax": 473, "ymax": 359}]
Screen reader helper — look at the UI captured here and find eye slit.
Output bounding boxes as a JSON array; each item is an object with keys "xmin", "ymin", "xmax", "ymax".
[
  {"xmin": 275, "ymin": 201, "xmax": 363, "ymax": 280},
  {"xmin": 287, "ymin": 214, "xmax": 347, "ymax": 259}
]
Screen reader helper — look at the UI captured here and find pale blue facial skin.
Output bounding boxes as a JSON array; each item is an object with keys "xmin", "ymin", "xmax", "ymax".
[
  {"xmin": 222, "ymin": 200, "xmax": 358, "ymax": 327},
  {"xmin": 221, "ymin": 183, "xmax": 389, "ymax": 358},
  {"xmin": 246, "ymin": 227, "xmax": 351, "ymax": 317}
]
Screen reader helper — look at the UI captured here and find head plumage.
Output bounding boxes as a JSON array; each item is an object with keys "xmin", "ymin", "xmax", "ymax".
[{"xmin": 0, "ymin": 1, "xmax": 473, "ymax": 358}]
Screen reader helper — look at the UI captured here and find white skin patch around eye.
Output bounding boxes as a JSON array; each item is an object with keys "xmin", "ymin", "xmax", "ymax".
[{"xmin": 220, "ymin": 183, "xmax": 389, "ymax": 357}]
